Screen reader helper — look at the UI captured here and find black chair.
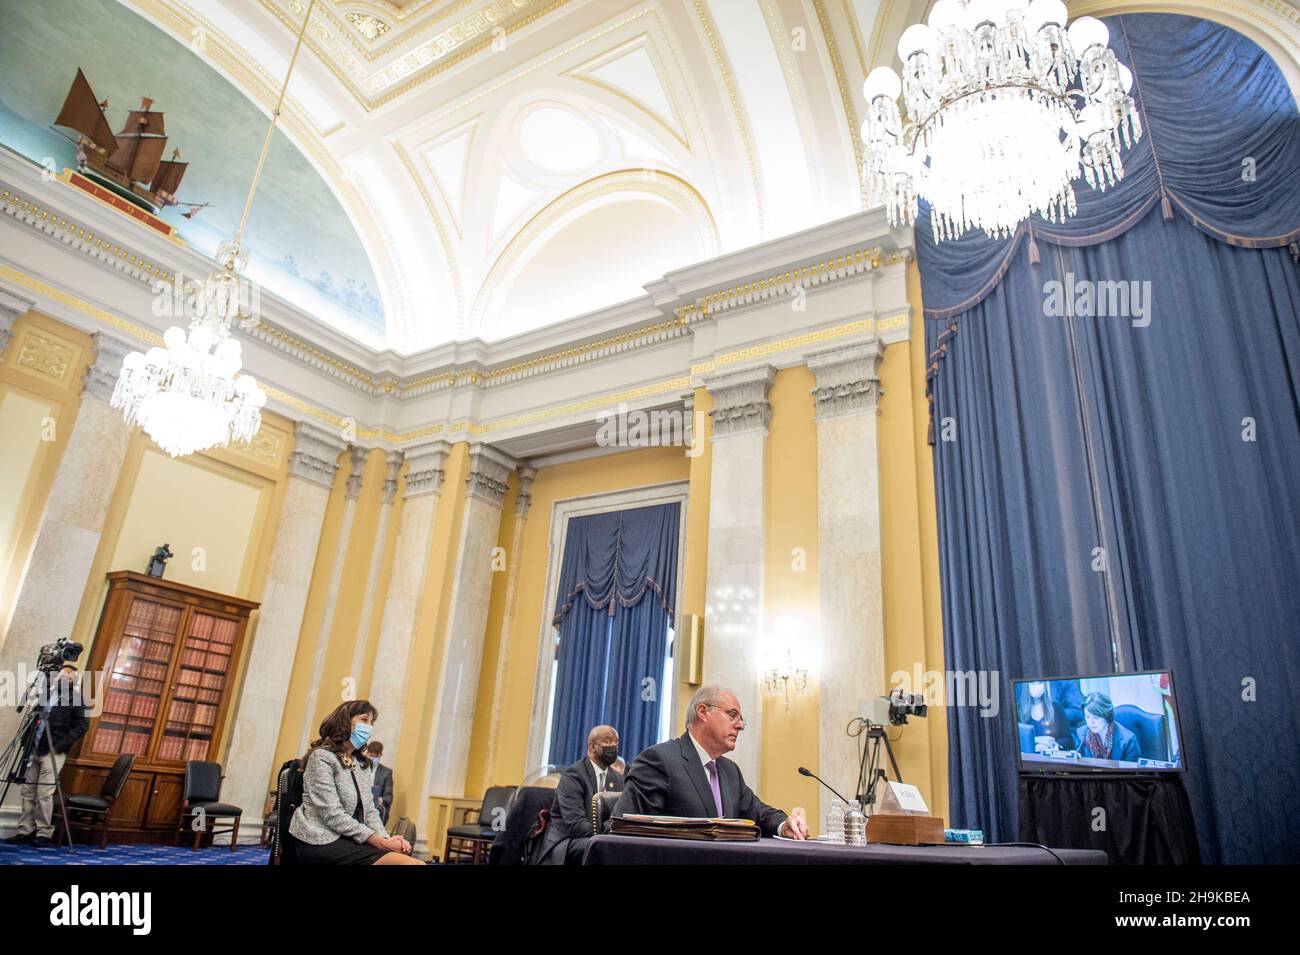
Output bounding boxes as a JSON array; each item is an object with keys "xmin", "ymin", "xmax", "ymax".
[
  {"xmin": 591, "ymin": 790, "xmax": 620, "ymax": 837},
  {"xmin": 489, "ymin": 785, "xmax": 555, "ymax": 865},
  {"xmin": 176, "ymin": 760, "xmax": 243, "ymax": 852},
  {"xmin": 269, "ymin": 758, "xmax": 303, "ymax": 866},
  {"xmin": 55, "ymin": 753, "xmax": 135, "ymax": 848},
  {"xmin": 444, "ymin": 785, "xmax": 516, "ymax": 864}
]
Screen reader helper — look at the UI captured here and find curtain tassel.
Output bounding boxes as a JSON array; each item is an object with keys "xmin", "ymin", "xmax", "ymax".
[
  {"xmin": 1160, "ymin": 189, "xmax": 1174, "ymax": 221},
  {"xmin": 1289, "ymin": 242, "xmax": 1299, "ymax": 264},
  {"xmin": 1028, "ymin": 234, "xmax": 1041, "ymax": 265}
]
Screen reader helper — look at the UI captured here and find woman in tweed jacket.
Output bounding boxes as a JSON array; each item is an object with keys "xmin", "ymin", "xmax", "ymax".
[{"xmin": 289, "ymin": 700, "xmax": 424, "ymax": 865}]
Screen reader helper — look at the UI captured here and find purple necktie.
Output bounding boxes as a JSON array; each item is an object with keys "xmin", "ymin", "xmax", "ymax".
[{"xmin": 705, "ymin": 760, "xmax": 724, "ymax": 817}]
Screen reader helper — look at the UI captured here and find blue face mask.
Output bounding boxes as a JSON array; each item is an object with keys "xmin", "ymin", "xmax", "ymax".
[{"xmin": 350, "ymin": 721, "xmax": 373, "ymax": 750}]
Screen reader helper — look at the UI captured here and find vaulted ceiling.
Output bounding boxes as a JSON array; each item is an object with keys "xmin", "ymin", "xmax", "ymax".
[{"xmin": 110, "ymin": 0, "xmax": 903, "ymax": 353}]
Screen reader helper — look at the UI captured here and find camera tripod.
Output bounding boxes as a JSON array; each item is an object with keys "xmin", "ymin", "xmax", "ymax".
[
  {"xmin": 854, "ymin": 721, "xmax": 904, "ymax": 813},
  {"xmin": 1, "ymin": 670, "xmax": 75, "ymax": 851}
]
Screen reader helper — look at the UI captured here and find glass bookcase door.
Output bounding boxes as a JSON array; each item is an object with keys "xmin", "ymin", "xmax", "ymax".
[
  {"xmin": 155, "ymin": 611, "xmax": 236, "ymax": 763},
  {"xmin": 90, "ymin": 597, "xmax": 180, "ymax": 758}
]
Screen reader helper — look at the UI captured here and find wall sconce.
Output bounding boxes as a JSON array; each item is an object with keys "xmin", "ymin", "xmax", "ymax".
[{"xmin": 762, "ymin": 614, "xmax": 813, "ymax": 710}]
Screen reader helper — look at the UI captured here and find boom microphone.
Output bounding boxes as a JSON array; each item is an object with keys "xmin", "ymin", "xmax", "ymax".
[{"xmin": 798, "ymin": 766, "xmax": 852, "ymax": 805}]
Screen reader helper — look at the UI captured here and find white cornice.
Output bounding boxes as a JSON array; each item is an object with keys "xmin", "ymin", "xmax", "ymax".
[{"xmin": 1, "ymin": 147, "xmax": 914, "ymax": 453}]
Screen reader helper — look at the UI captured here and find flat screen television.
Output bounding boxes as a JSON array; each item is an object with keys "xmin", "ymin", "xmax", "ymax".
[{"xmin": 1012, "ymin": 670, "xmax": 1184, "ymax": 773}]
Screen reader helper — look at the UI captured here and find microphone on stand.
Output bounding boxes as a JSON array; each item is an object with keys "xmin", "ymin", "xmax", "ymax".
[{"xmin": 798, "ymin": 766, "xmax": 852, "ymax": 805}]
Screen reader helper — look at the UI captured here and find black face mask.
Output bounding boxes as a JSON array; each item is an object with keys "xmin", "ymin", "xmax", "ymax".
[{"xmin": 598, "ymin": 745, "xmax": 619, "ymax": 768}]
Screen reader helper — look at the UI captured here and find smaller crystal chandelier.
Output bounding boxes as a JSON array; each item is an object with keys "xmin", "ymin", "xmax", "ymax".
[
  {"xmin": 113, "ymin": 0, "xmax": 319, "ymax": 457},
  {"xmin": 859, "ymin": 0, "xmax": 1142, "ymax": 242}
]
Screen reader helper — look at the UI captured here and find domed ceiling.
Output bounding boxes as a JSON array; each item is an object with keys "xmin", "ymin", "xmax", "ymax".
[{"xmin": 0, "ymin": 0, "xmax": 939, "ymax": 353}]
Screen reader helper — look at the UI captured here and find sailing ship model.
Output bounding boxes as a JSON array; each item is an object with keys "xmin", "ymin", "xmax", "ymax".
[{"xmin": 53, "ymin": 68, "xmax": 189, "ymax": 212}]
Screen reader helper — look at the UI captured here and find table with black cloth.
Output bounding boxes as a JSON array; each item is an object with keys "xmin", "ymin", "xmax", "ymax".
[
  {"xmin": 1019, "ymin": 773, "xmax": 1200, "ymax": 865},
  {"xmin": 582, "ymin": 834, "xmax": 1107, "ymax": 865}
]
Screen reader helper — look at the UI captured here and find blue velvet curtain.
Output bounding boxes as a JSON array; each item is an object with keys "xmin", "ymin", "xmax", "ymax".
[
  {"xmin": 920, "ymin": 14, "xmax": 1300, "ymax": 863},
  {"xmin": 547, "ymin": 502, "xmax": 680, "ymax": 769}
]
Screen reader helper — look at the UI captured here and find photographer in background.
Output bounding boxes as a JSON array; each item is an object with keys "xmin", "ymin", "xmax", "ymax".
[{"xmin": 7, "ymin": 663, "xmax": 89, "ymax": 848}]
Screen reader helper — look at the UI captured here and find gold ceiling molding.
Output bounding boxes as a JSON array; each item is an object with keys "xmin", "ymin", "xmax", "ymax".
[
  {"xmin": 690, "ymin": 0, "xmax": 764, "ymax": 236},
  {"xmin": 812, "ymin": 0, "xmax": 867, "ymax": 208},
  {"xmin": 691, "ymin": 316, "xmax": 875, "ymax": 377},
  {"xmin": 691, "ymin": 245, "xmax": 895, "ymax": 316},
  {"xmin": 1, "ymin": 189, "xmax": 172, "ymax": 284},
  {"xmin": 345, "ymin": 11, "xmax": 393, "ymax": 42},
  {"xmin": 466, "ymin": 374, "xmax": 694, "ymax": 433},
  {"xmin": 392, "ymin": 141, "xmax": 465, "ymax": 323},
  {"xmin": 0, "ymin": 266, "xmax": 162, "ymax": 348},
  {"xmin": 264, "ymin": 0, "xmax": 573, "ymax": 111},
  {"xmin": 867, "ymin": 0, "xmax": 896, "ymax": 69},
  {"xmin": 567, "ymin": 34, "xmax": 692, "ymax": 150},
  {"xmin": 841, "ymin": 0, "xmax": 870, "ymax": 77}
]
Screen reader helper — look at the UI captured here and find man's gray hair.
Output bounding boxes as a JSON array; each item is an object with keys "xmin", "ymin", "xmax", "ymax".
[{"xmin": 685, "ymin": 685, "xmax": 728, "ymax": 726}]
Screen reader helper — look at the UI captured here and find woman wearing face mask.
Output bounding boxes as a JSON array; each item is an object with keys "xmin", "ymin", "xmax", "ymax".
[{"xmin": 289, "ymin": 700, "xmax": 423, "ymax": 865}]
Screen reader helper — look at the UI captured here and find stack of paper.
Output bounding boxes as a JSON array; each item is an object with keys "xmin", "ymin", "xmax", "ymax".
[{"xmin": 610, "ymin": 814, "xmax": 760, "ymax": 842}]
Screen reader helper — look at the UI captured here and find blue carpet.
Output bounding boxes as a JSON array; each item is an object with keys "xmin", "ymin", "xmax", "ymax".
[{"xmin": 0, "ymin": 842, "xmax": 268, "ymax": 865}]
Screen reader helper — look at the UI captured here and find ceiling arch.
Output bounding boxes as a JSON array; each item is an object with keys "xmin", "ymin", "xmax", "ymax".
[{"xmin": 472, "ymin": 167, "xmax": 718, "ymax": 340}]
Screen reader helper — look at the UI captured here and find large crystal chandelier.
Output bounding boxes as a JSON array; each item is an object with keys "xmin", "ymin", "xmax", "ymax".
[
  {"xmin": 860, "ymin": 0, "xmax": 1142, "ymax": 241},
  {"xmin": 112, "ymin": 0, "xmax": 318, "ymax": 457}
]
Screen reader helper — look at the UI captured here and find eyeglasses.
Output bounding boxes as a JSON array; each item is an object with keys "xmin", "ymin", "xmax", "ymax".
[{"xmin": 707, "ymin": 705, "xmax": 746, "ymax": 726}]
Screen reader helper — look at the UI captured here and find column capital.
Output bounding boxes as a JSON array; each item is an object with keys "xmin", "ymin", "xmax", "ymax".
[
  {"xmin": 806, "ymin": 341, "xmax": 885, "ymax": 420},
  {"xmin": 704, "ymin": 365, "xmax": 776, "ymax": 438},
  {"xmin": 288, "ymin": 421, "xmax": 347, "ymax": 488},
  {"xmin": 345, "ymin": 445, "xmax": 369, "ymax": 501},
  {"xmin": 82, "ymin": 332, "xmax": 136, "ymax": 405},
  {"xmin": 514, "ymin": 465, "xmax": 538, "ymax": 519},
  {"xmin": 466, "ymin": 443, "xmax": 516, "ymax": 508},
  {"xmin": 0, "ymin": 289, "xmax": 33, "ymax": 359},
  {"xmin": 382, "ymin": 450, "xmax": 404, "ymax": 505},
  {"xmin": 402, "ymin": 440, "xmax": 451, "ymax": 499}
]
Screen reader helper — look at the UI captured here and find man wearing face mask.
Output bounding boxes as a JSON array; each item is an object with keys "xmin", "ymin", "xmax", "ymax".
[{"xmin": 537, "ymin": 724, "xmax": 623, "ymax": 864}]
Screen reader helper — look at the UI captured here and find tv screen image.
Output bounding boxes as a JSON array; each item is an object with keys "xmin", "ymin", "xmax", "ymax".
[{"xmin": 1012, "ymin": 670, "xmax": 1183, "ymax": 773}]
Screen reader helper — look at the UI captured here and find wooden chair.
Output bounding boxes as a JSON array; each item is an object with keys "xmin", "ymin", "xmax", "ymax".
[
  {"xmin": 175, "ymin": 760, "xmax": 243, "ymax": 851},
  {"xmin": 55, "ymin": 753, "xmax": 135, "ymax": 847},
  {"xmin": 443, "ymin": 786, "xmax": 516, "ymax": 864}
]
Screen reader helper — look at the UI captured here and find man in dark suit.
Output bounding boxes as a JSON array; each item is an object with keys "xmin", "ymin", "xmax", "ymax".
[
  {"xmin": 538, "ymin": 724, "xmax": 624, "ymax": 864},
  {"xmin": 613, "ymin": 685, "xmax": 808, "ymax": 839},
  {"xmin": 364, "ymin": 740, "xmax": 393, "ymax": 824}
]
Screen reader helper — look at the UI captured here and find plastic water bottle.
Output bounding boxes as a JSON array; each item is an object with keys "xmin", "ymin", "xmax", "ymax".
[
  {"xmin": 844, "ymin": 802, "xmax": 867, "ymax": 846},
  {"xmin": 826, "ymin": 799, "xmax": 846, "ymax": 844}
]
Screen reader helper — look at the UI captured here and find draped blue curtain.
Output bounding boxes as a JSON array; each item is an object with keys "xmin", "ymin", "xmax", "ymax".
[
  {"xmin": 919, "ymin": 14, "xmax": 1300, "ymax": 863},
  {"xmin": 548, "ymin": 502, "xmax": 680, "ymax": 768}
]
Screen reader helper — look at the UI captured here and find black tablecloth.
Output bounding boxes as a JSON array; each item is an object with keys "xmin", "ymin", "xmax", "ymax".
[
  {"xmin": 1019, "ymin": 774, "xmax": 1201, "ymax": 865},
  {"xmin": 582, "ymin": 834, "xmax": 1107, "ymax": 865}
]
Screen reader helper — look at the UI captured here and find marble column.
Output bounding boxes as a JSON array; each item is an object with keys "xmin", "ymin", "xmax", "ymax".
[
  {"xmin": 0, "ymin": 289, "xmax": 33, "ymax": 358},
  {"xmin": 349, "ymin": 450, "xmax": 404, "ymax": 687},
  {"xmin": 0, "ymin": 332, "xmax": 135, "ymax": 754},
  {"xmin": 296, "ymin": 444, "xmax": 369, "ymax": 753},
  {"xmin": 226, "ymin": 421, "xmax": 345, "ymax": 833},
  {"xmin": 806, "ymin": 341, "xmax": 886, "ymax": 823},
  {"xmin": 368, "ymin": 440, "xmax": 450, "ymax": 760},
  {"xmin": 482, "ymin": 464, "xmax": 536, "ymax": 786},
  {"xmin": 420, "ymin": 444, "xmax": 514, "ymax": 824},
  {"xmin": 702, "ymin": 365, "xmax": 775, "ymax": 785}
]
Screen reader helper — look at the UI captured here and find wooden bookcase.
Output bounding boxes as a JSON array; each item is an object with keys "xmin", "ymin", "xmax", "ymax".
[{"xmin": 61, "ymin": 571, "xmax": 259, "ymax": 844}]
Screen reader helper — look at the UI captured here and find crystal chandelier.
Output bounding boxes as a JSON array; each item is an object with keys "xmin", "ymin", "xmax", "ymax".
[
  {"xmin": 859, "ymin": 0, "xmax": 1142, "ymax": 241},
  {"xmin": 112, "ymin": 0, "xmax": 318, "ymax": 457}
]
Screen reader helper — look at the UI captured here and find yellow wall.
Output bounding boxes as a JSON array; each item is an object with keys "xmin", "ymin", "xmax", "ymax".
[
  {"xmin": 878, "ymin": 263, "xmax": 948, "ymax": 820},
  {"xmin": 0, "ymin": 310, "xmax": 91, "ymax": 643},
  {"xmin": 469, "ymin": 444, "xmax": 692, "ymax": 796},
  {"xmin": 760, "ymin": 366, "xmax": 821, "ymax": 826}
]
